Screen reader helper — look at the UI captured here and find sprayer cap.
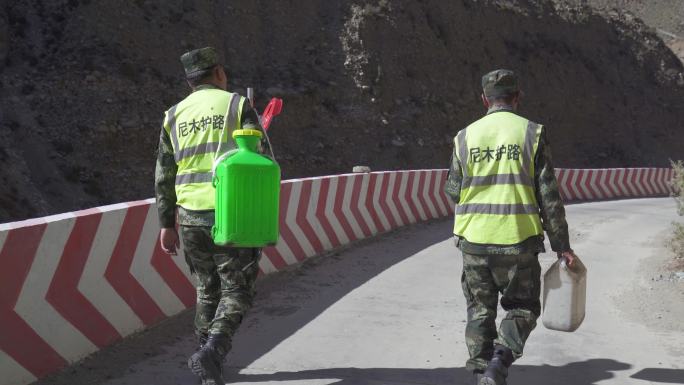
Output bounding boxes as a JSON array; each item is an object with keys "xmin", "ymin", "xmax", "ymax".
[{"xmin": 232, "ymin": 129, "xmax": 263, "ymax": 139}]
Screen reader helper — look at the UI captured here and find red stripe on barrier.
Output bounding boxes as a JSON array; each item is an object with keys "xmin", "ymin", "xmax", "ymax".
[
  {"xmin": 150, "ymin": 234, "xmax": 195, "ymax": 309},
  {"xmin": 315, "ymin": 178, "xmax": 342, "ymax": 248},
  {"xmin": 420, "ymin": 171, "xmax": 434, "ymax": 219},
  {"xmin": 0, "ymin": 224, "xmax": 67, "ymax": 377},
  {"xmin": 596, "ymin": 170, "xmax": 613, "ymax": 199},
  {"xmin": 393, "ymin": 173, "xmax": 411, "ymax": 225},
  {"xmin": 47, "ymin": 210, "xmax": 122, "ymax": 347},
  {"xmin": 564, "ymin": 169, "xmax": 576, "ymax": 201},
  {"xmin": 104, "ymin": 205, "xmax": 165, "ymax": 325},
  {"xmin": 350, "ymin": 175, "xmax": 373, "ymax": 237},
  {"xmin": 296, "ymin": 180, "xmax": 325, "ymax": 254},
  {"xmin": 555, "ymin": 169, "xmax": 567, "ymax": 201},
  {"xmin": 430, "ymin": 171, "xmax": 445, "ymax": 216},
  {"xmin": 653, "ymin": 169, "xmax": 664, "ymax": 195},
  {"xmin": 278, "ymin": 183, "xmax": 307, "ymax": 262},
  {"xmin": 438, "ymin": 170, "xmax": 454, "ymax": 214},
  {"xmin": 667, "ymin": 169, "xmax": 675, "ymax": 193},
  {"xmin": 632, "ymin": 169, "xmax": 643, "ymax": 196},
  {"xmin": 404, "ymin": 172, "xmax": 422, "ymax": 223},
  {"xmin": 579, "ymin": 170, "xmax": 592, "ymax": 200},
  {"xmin": 333, "ymin": 176, "xmax": 358, "ymax": 242},
  {"xmin": 378, "ymin": 173, "xmax": 399, "ymax": 229},
  {"xmin": 364, "ymin": 173, "xmax": 385, "ymax": 233},
  {"xmin": 430, "ymin": 171, "xmax": 444, "ymax": 217},
  {"xmin": 262, "ymin": 247, "xmax": 288, "ymax": 270},
  {"xmin": 652, "ymin": 169, "xmax": 662, "ymax": 194},
  {"xmin": 658, "ymin": 168, "xmax": 668, "ymax": 194},
  {"xmin": 645, "ymin": 169, "xmax": 656, "ymax": 195},
  {"xmin": 610, "ymin": 169, "xmax": 623, "ymax": 198},
  {"xmin": 415, "ymin": 171, "xmax": 431, "ymax": 220},
  {"xmin": 626, "ymin": 169, "xmax": 640, "ymax": 197},
  {"xmin": 591, "ymin": 170, "xmax": 601, "ymax": 198}
]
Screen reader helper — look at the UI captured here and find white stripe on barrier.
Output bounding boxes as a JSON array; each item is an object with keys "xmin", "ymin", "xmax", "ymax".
[
  {"xmin": 15, "ymin": 217, "xmax": 99, "ymax": 363},
  {"xmin": 578, "ymin": 170, "xmax": 592, "ymax": 200},
  {"xmin": 411, "ymin": 171, "xmax": 428, "ymax": 221},
  {"xmin": 341, "ymin": 175, "xmax": 365, "ymax": 240},
  {"xmin": 258, "ymin": 253, "xmax": 277, "ymax": 275},
  {"xmin": 385, "ymin": 172, "xmax": 404, "ymax": 227},
  {"xmin": 432, "ymin": 170, "xmax": 449, "ymax": 216},
  {"xmin": 130, "ymin": 205, "xmax": 186, "ymax": 317},
  {"xmin": 615, "ymin": 169, "xmax": 627, "ymax": 197},
  {"xmin": 397, "ymin": 172, "xmax": 416, "ymax": 224},
  {"xmin": 358, "ymin": 174, "xmax": 378, "ymax": 235},
  {"xmin": 80, "ymin": 206, "xmax": 144, "ymax": 336},
  {"xmin": 276, "ymin": 233, "xmax": 298, "ymax": 266},
  {"xmin": 307, "ymin": 178, "xmax": 333, "ymax": 251},
  {"xmin": 422, "ymin": 171, "xmax": 439, "ymax": 219},
  {"xmin": 285, "ymin": 181, "xmax": 316, "ymax": 258},
  {"xmin": 0, "ymin": 350, "xmax": 36, "ymax": 385},
  {"xmin": 570, "ymin": 169, "xmax": 583, "ymax": 200},
  {"xmin": 372, "ymin": 173, "xmax": 392, "ymax": 232},
  {"xmin": 324, "ymin": 177, "xmax": 350, "ymax": 245}
]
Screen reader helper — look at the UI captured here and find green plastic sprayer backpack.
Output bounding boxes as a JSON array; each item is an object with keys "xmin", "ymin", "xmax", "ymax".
[{"xmin": 212, "ymin": 129, "xmax": 280, "ymax": 247}]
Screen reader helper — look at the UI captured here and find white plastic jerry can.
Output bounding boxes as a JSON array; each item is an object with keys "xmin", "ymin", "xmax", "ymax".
[{"xmin": 542, "ymin": 256, "xmax": 587, "ymax": 332}]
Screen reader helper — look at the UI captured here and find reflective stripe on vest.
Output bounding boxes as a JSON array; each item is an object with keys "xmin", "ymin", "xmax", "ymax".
[
  {"xmin": 452, "ymin": 111, "xmax": 544, "ymax": 245},
  {"xmin": 164, "ymin": 88, "xmax": 245, "ymax": 211}
]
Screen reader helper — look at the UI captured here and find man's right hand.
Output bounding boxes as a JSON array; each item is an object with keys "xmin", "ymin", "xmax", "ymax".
[
  {"xmin": 557, "ymin": 249, "xmax": 578, "ymax": 268},
  {"xmin": 160, "ymin": 227, "xmax": 180, "ymax": 255}
]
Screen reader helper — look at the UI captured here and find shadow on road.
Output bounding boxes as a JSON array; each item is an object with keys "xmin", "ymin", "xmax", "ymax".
[
  {"xmin": 229, "ymin": 219, "xmax": 455, "ymax": 368},
  {"xmin": 228, "ymin": 359, "xmax": 682, "ymax": 384},
  {"xmin": 630, "ymin": 368, "xmax": 684, "ymax": 384},
  {"xmin": 34, "ymin": 220, "xmax": 456, "ymax": 385}
]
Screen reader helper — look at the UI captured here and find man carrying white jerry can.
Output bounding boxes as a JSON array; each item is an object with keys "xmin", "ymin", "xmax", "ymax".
[
  {"xmin": 154, "ymin": 47, "xmax": 274, "ymax": 385},
  {"xmin": 445, "ymin": 69, "xmax": 582, "ymax": 385}
]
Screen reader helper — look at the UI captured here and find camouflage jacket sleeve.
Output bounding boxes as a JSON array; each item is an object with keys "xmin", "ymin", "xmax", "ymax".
[
  {"xmin": 240, "ymin": 102, "xmax": 272, "ymax": 157},
  {"xmin": 154, "ymin": 114, "xmax": 178, "ymax": 229},
  {"xmin": 444, "ymin": 137, "xmax": 462, "ymax": 203},
  {"xmin": 534, "ymin": 127, "xmax": 571, "ymax": 252}
]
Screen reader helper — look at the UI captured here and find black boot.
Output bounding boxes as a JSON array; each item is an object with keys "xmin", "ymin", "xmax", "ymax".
[
  {"xmin": 480, "ymin": 345, "xmax": 514, "ymax": 385},
  {"xmin": 196, "ymin": 331, "xmax": 208, "ymax": 350},
  {"xmin": 472, "ymin": 370, "xmax": 485, "ymax": 385},
  {"xmin": 188, "ymin": 334, "xmax": 231, "ymax": 385}
]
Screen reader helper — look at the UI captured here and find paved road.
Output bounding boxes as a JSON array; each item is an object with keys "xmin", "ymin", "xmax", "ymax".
[{"xmin": 37, "ymin": 198, "xmax": 684, "ymax": 385}]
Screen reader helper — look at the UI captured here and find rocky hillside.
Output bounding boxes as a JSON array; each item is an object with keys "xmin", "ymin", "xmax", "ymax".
[
  {"xmin": 581, "ymin": 0, "xmax": 684, "ymax": 62},
  {"xmin": 1, "ymin": 0, "xmax": 683, "ymax": 222}
]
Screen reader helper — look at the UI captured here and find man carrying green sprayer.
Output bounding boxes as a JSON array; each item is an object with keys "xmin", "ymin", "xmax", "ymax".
[{"xmin": 154, "ymin": 46, "xmax": 271, "ymax": 385}]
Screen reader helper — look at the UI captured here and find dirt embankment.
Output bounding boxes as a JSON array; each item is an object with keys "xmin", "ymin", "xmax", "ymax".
[{"xmin": 1, "ymin": 0, "xmax": 683, "ymax": 222}]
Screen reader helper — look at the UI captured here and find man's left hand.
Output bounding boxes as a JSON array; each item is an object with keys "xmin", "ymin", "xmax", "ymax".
[
  {"xmin": 557, "ymin": 250, "xmax": 578, "ymax": 268},
  {"xmin": 160, "ymin": 227, "xmax": 180, "ymax": 255}
]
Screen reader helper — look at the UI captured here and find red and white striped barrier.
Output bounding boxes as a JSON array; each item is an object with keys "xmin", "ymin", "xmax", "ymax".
[
  {"xmin": 0, "ymin": 170, "xmax": 451, "ymax": 385},
  {"xmin": 555, "ymin": 168, "xmax": 675, "ymax": 202},
  {"xmin": 0, "ymin": 168, "xmax": 674, "ymax": 385}
]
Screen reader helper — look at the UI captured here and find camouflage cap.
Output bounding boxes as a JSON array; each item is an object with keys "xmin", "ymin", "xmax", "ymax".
[
  {"xmin": 481, "ymin": 69, "xmax": 519, "ymax": 97},
  {"xmin": 180, "ymin": 47, "xmax": 219, "ymax": 77}
]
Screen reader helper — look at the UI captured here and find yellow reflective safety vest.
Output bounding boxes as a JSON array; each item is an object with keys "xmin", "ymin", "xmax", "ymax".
[
  {"xmin": 453, "ymin": 111, "xmax": 544, "ymax": 245},
  {"xmin": 163, "ymin": 86, "xmax": 246, "ymax": 211}
]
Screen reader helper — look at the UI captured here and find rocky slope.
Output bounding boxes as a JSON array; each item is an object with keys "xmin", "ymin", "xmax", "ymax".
[{"xmin": 1, "ymin": 0, "xmax": 683, "ymax": 222}]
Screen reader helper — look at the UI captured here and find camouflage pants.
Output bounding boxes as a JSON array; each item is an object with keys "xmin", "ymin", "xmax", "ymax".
[
  {"xmin": 180, "ymin": 226, "xmax": 261, "ymax": 343},
  {"xmin": 460, "ymin": 252, "xmax": 541, "ymax": 372}
]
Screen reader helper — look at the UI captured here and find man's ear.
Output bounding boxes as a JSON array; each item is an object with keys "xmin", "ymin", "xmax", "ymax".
[
  {"xmin": 513, "ymin": 91, "xmax": 522, "ymax": 107},
  {"xmin": 481, "ymin": 93, "xmax": 490, "ymax": 109}
]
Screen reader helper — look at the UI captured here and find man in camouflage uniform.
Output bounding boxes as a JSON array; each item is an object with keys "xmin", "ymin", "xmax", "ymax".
[
  {"xmin": 155, "ymin": 47, "xmax": 270, "ymax": 385},
  {"xmin": 445, "ymin": 70, "xmax": 579, "ymax": 385}
]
